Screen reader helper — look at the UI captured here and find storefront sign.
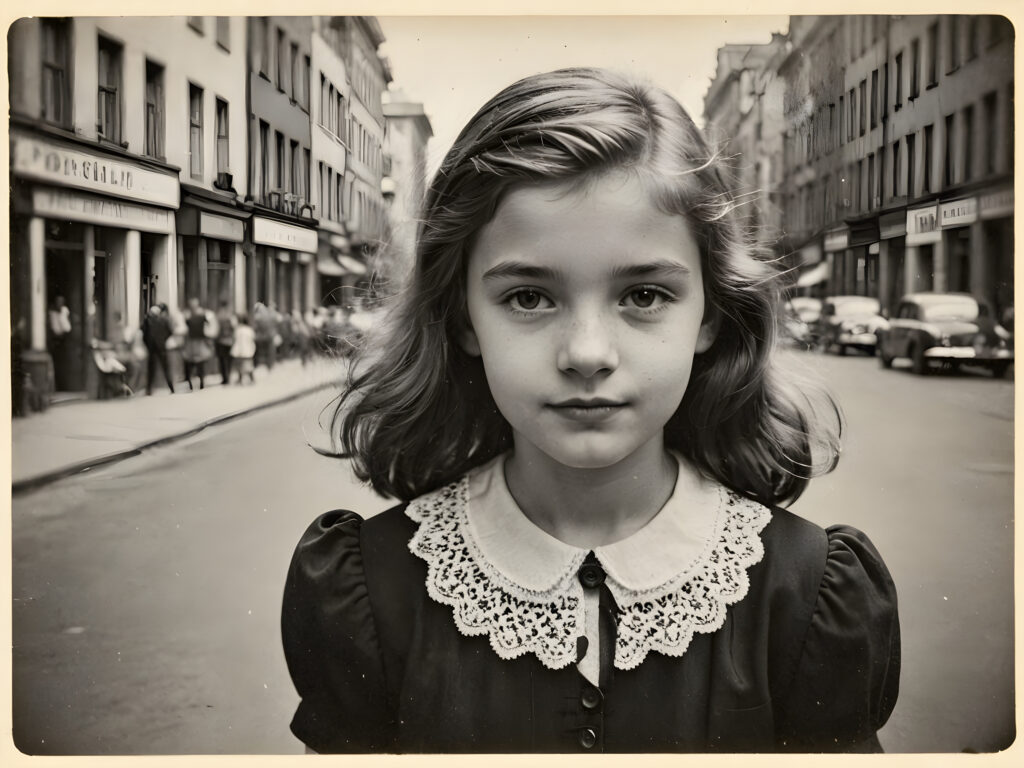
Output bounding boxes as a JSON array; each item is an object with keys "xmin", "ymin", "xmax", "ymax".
[
  {"xmin": 13, "ymin": 133, "xmax": 179, "ymax": 208},
  {"xmin": 906, "ymin": 205, "xmax": 941, "ymax": 245},
  {"xmin": 33, "ymin": 186, "xmax": 174, "ymax": 234},
  {"xmin": 200, "ymin": 212, "xmax": 244, "ymax": 242},
  {"xmin": 939, "ymin": 197, "xmax": 977, "ymax": 228},
  {"xmin": 879, "ymin": 211, "xmax": 907, "ymax": 240},
  {"xmin": 979, "ymin": 188, "xmax": 1013, "ymax": 220},
  {"xmin": 252, "ymin": 216, "xmax": 318, "ymax": 252},
  {"xmin": 823, "ymin": 229, "xmax": 849, "ymax": 253}
]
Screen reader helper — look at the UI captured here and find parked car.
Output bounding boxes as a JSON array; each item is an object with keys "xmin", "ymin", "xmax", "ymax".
[
  {"xmin": 876, "ymin": 292, "xmax": 1013, "ymax": 377},
  {"xmin": 816, "ymin": 296, "xmax": 888, "ymax": 355}
]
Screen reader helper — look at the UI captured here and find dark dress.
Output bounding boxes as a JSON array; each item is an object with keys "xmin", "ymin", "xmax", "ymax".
[{"xmin": 281, "ymin": 502, "xmax": 900, "ymax": 754}]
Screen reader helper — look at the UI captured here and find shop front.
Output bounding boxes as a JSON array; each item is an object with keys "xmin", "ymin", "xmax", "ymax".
[
  {"xmin": 176, "ymin": 186, "xmax": 249, "ymax": 313},
  {"xmin": 939, "ymin": 196, "xmax": 977, "ymax": 295},
  {"xmin": 878, "ymin": 210, "xmax": 907, "ymax": 314},
  {"xmin": 248, "ymin": 215, "xmax": 318, "ymax": 315},
  {"xmin": 976, "ymin": 187, "xmax": 1014, "ymax": 321},
  {"xmin": 10, "ymin": 129, "xmax": 179, "ymax": 400},
  {"xmin": 823, "ymin": 227, "xmax": 849, "ymax": 296},
  {"xmin": 905, "ymin": 205, "xmax": 942, "ymax": 294}
]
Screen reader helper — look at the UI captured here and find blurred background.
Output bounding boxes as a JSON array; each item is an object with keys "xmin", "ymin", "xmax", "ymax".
[{"xmin": 8, "ymin": 14, "xmax": 1014, "ymax": 755}]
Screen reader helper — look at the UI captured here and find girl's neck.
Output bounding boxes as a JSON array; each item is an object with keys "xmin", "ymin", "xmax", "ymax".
[{"xmin": 503, "ymin": 438, "xmax": 678, "ymax": 549}]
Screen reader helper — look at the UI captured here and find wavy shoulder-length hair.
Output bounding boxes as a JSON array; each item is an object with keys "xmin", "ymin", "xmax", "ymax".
[{"xmin": 334, "ymin": 67, "xmax": 841, "ymax": 505}]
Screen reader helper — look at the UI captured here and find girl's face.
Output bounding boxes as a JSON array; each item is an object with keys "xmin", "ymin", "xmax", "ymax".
[{"xmin": 463, "ymin": 172, "xmax": 716, "ymax": 472}]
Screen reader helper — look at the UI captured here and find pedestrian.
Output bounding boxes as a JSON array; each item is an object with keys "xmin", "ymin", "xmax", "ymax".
[
  {"xmin": 181, "ymin": 297, "xmax": 216, "ymax": 391},
  {"xmin": 112, "ymin": 311, "xmax": 144, "ymax": 394},
  {"xmin": 141, "ymin": 303, "xmax": 175, "ymax": 395},
  {"xmin": 47, "ymin": 294, "xmax": 72, "ymax": 391},
  {"xmin": 290, "ymin": 309, "xmax": 312, "ymax": 366},
  {"xmin": 281, "ymin": 69, "xmax": 900, "ymax": 754},
  {"xmin": 230, "ymin": 313, "xmax": 256, "ymax": 385},
  {"xmin": 215, "ymin": 300, "xmax": 237, "ymax": 385},
  {"xmin": 253, "ymin": 302, "xmax": 277, "ymax": 372}
]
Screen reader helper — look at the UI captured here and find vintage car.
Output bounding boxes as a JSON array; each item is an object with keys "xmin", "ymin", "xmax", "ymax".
[
  {"xmin": 816, "ymin": 295, "xmax": 888, "ymax": 355},
  {"xmin": 876, "ymin": 292, "xmax": 1013, "ymax": 377},
  {"xmin": 781, "ymin": 297, "xmax": 822, "ymax": 348}
]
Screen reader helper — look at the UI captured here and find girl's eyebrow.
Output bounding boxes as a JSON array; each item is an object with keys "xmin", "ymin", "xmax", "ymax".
[
  {"xmin": 481, "ymin": 262, "xmax": 566, "ymax": 282},
  {"xmin": 611, "ymin": 260, "xmax": 693, "ymax": 279}
]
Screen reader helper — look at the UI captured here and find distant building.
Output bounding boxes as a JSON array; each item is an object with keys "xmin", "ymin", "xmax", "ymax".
[
  {"xmin": 779, "ymin": 15, "xmax": 1013, "ymax": 315},
  {"xmin": 9, "ymin": 16, "xmax": 248, "ymax": 397},
  {"xmin": 246, "ymin": 16, "xmax": 317, "ymax": 315},
  {"xmin": 382, "ymin": 93, "xmax": 433, "ymax": 287},
  {"xmin": 703, "ymin": 34, "xmax": 789, "ymax": 258}
]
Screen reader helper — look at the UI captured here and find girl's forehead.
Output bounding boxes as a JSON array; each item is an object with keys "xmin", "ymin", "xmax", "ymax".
[{"xmin": 470, "ymin": 174, "xmax": 702, "ymax": 276}]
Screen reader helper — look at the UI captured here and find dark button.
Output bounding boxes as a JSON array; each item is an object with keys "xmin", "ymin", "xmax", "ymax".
[
  {"xmin": 578, "ymin": 726, "xmax": 598, "ymax": 749},
  {"xmin": 581, "ymin": 684, "xmax": 603, "ymax": 711},
  {"xmin": 578, "ymin": 562, "xmax": 606, "ymax": 589}
]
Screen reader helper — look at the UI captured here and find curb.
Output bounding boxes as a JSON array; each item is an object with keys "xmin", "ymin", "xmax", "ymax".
[{"xmin": 12, "ymin": 378, "xmax": 345, "ymax": 496}]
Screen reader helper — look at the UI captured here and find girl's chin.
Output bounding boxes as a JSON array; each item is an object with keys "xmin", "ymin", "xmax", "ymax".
[{"xmin": 516, "ymin": 436, "xmax": 657, "ymax": 473}]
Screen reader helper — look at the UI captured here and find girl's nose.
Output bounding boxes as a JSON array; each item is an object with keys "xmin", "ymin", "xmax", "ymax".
[{"xmin": 556, "ymin": 311, "xmax": 619, "ymax": 378}]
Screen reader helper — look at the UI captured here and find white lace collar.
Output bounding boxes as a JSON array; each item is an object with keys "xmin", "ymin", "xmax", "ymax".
[{"xmin": 406, "ymin": 453, "xmax": 772, "ymax": 671}]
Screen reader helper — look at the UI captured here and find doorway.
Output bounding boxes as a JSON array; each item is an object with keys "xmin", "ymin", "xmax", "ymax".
[{"xmin": 44, "ymin": 220, "xmax": 87, "ymax": 392}]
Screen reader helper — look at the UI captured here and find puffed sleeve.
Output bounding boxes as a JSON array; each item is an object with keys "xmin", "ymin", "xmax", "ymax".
[
  {"xmin": 775, "ymin": 525, "xmax": 901, "ymax": 752},
  {"xmin": 281, "ymin": 511, "xmax": 395, "ymax": 752}
]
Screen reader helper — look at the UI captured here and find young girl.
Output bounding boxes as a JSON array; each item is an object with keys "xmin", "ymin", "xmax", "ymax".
[{"xmin": 282, "ymin": 68, "xmax": 900, "ymax": 754}]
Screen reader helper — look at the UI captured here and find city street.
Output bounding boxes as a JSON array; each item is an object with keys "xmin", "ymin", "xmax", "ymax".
[{"xmin": 11, "ymin": 350, "xmax": 1014, "ymax": 754}]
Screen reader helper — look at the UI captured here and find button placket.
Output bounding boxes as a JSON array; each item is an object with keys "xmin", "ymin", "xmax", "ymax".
[{"xmin": 575, "ymin": 553, "xmax": 607, "ymax": 751}]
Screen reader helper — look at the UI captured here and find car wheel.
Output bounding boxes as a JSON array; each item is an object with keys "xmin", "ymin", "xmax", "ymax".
[
  {"xmin": 879, "ymin": 348, "xmax": 893, "ymax": 368},
  {"xmin": 910, "ymin": 342, "xmax": 928, "ymax": 375},
  {"xmin": 991, "ymin": 361, "xmax": 1010, "ymax": 379}
]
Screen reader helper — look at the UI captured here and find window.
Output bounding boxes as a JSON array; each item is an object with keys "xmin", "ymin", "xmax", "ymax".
[
  {"xmin": 189, "ymin": 83, "xmax": 203, "ymax": 179},
  {"xmin": 290, "ymin": 140, "xmax": 299, "ymax": 194},
  {"xmin": 870, "ymin": 70, "xmax": 878, "ymax": 128},
  {"xmin": 947, "ymin": 16, "xmax": 960, "ymax": 72},
  {"xmin": 256, "ymin": 18, "xmax": 269, "ymax": 76},
  {"xmin": 967, "ymin": 16, "xmax": 980, "ymax": 59},
  {"xmin": 303, "ymin": 148, "xmax": 311, "ymax": 201},
  {"xmin": 328, "ymin": 84, "xmax": 335, "ymax": 134},
  {"xmin": 838, "ymin": 95, "xmax": 844, "ymax": 145},
  {"xmin": 944, "ymin": 113, "xmax": 955, "ymax": 186},
  {"xmin": 320, "ymin": 74, "xmax": 327, "ymax": 126},
  {"xmin": 337, "ymin": 92, "xmax": 345, "ymax": 142},
  {"xmin": 829, "ymin": 103, "xmax": 835, "ymax": 151},
  {"xmin": 187, "ymin": 16, "xmax": 204, "ymax": 34},
  {"xmin": 302, "ymin": 55, "xmax": 311, "ymax": 111},
  {"xmin": 867, "ymin": 153, "xmax": 875, "ymax": 209},
  {"xmin": 895, "ymin": 51, "xmax": 903, "ymax": 108},
  {"xmin": 859, "ymin": 80, "xmax": 866, "ymax": 136},
  {"xmin": 983, "ymin": 92, "xmax": 997, "ymax": 174},
  {"xmin": 882, "ymin": 62, "xmax": 889, "ymax": 118},
  {"xmin": 275, "ymin": 131, "xmax": 285, "ymax": 189},
  {"xmin": 963, "ymin": 105, "xmax": 974, "ymax": 180},
  {"xmin": 927, "ymin": 22, "xmax": 939, "ymax": 86},
  {"xmin": 144, "ymin": 60, "xmax": 165, "ymax": 159},
  {"xmin": 892, "ymin": 140, "xmax": 900, "ymax": 197},
  {"xmin": 923, "ymin": 124, "xmax": 933, "ymax": 193},
  {"xmin": 216, "ymin": 17, "xmax": 230, "ymax": 51},
  {"xmin": 906, "ymin": 133, "xmax": 916, "ymax": 197},
  {"xmin": 259, "ymin": 120, "xmax": 270, "ymax": 200},
  {"xmin": 276, "ymin": 28, "xmax": 286, "ymax": 90},
  {"xmin": 97, "ymin": 36, "xmax": 123, "ymax": 143},
  {"xmin": 327, "ymin": 167, "xmax": 333, "ymax": 219},
  {"xmin": 877, "ymin": 145, "xmax": 885, "ymax": 203},
  {"xmin": 40, "ymin": 18, "xmax": 71, "ymax": 126},
  {"xmin": 910, "ymin": 38, "xmax": 920, "ymax": 98},
  {"xmin": 290, "ymin": 42, "xmax": 299, "ymax": 101},
  {"xmin": 848, "ymin": 88, "xmax": 855, "ymax": 141},
  {"xmin": 318, "ymin": 162, "xmax": 324, "ymax": 214},
  {"xmin": 215, "ymin": 98, "xmax": 229, "ymax": 174}
]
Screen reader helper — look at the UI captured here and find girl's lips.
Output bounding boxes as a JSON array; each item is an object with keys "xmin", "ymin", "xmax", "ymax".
[{"xmin": 547, "ymin": 400, "xmax": 629, "ymax": 422}]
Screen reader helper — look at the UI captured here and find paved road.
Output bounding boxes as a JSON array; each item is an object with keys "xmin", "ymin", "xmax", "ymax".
[{"xmin": 11, "ymin": 350, "xmax": 1014, "ymax": 754}]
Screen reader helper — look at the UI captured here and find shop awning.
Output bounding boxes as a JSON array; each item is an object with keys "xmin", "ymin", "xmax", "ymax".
[
  {"xmin": 339, "ymin": 255, "xmax": 367, "ymax": 275},
  {"xmin": 317, "ymin": 254, "xmax": 345, "ymax": 276},
  {"xmin": 796, "ymin": 261, "xmax": 830, "ymax": 287}
]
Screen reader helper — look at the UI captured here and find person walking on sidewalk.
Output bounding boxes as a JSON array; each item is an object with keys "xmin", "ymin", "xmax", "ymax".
[
  {"xmin": 182, "ymin": 297, "xmax": 217, "ymax": 391},
  {"xmin": 253, "ymin": 302, "xmax": 277, "ymax": 373},
  {"xmin": 142, "ymin": 304, "xmax": 175, "ymax": 395},
  {"xmin": 215, "ymin": 300, "xmax": 237, "ymax": 386},
  {"xmin": 230, "ymin": 313, "xmax": 257, "ymax": 385}
]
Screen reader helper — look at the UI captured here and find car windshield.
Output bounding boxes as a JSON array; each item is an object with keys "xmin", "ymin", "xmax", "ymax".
[
  {"xmin": 920, "ymin": 298, "xmax": 979, "ymax": 322},
  {"xmin": 833, "ymin": 298, "xmax": 879, "ymax": 317}
]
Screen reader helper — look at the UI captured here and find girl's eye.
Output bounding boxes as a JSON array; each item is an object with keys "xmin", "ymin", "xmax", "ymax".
[
  {"xmin": 508, "ymin": 289, "xmax": 552, "ymax": 312},
  {"xmin": 622, "ymin": 287, "xmax": 673, "ymax": 310}
]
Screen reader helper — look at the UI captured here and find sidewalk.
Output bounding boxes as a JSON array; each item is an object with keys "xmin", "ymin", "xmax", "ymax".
[{"xmin": 11, "ymin": 357, "xmax": 346, "ymax": 493}]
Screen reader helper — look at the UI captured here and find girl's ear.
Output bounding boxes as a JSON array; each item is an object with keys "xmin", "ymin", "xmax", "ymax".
[
  {"xmin": 459, "ymin": 325, "xmax": 481, "ymax": 356},
  {"xmin": 696, "ymin": 311, "xmax": 720, "ymax": 353}
]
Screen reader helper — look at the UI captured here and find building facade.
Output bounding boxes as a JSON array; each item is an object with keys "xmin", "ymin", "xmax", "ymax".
[
  {"xmin": 382, "ymin": 93, "xmax": 433, "ymax": 287},
  {"xmin": 9, "ymin": 16, "xmax": 248, "ymax": 396},
  {"xmin": 246, "ymin": 16, "xmax": 318, "ymax": 316},
  {"xmin": 779, "ymin": 15, "xmax": 1014, "ymax": 316}
]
